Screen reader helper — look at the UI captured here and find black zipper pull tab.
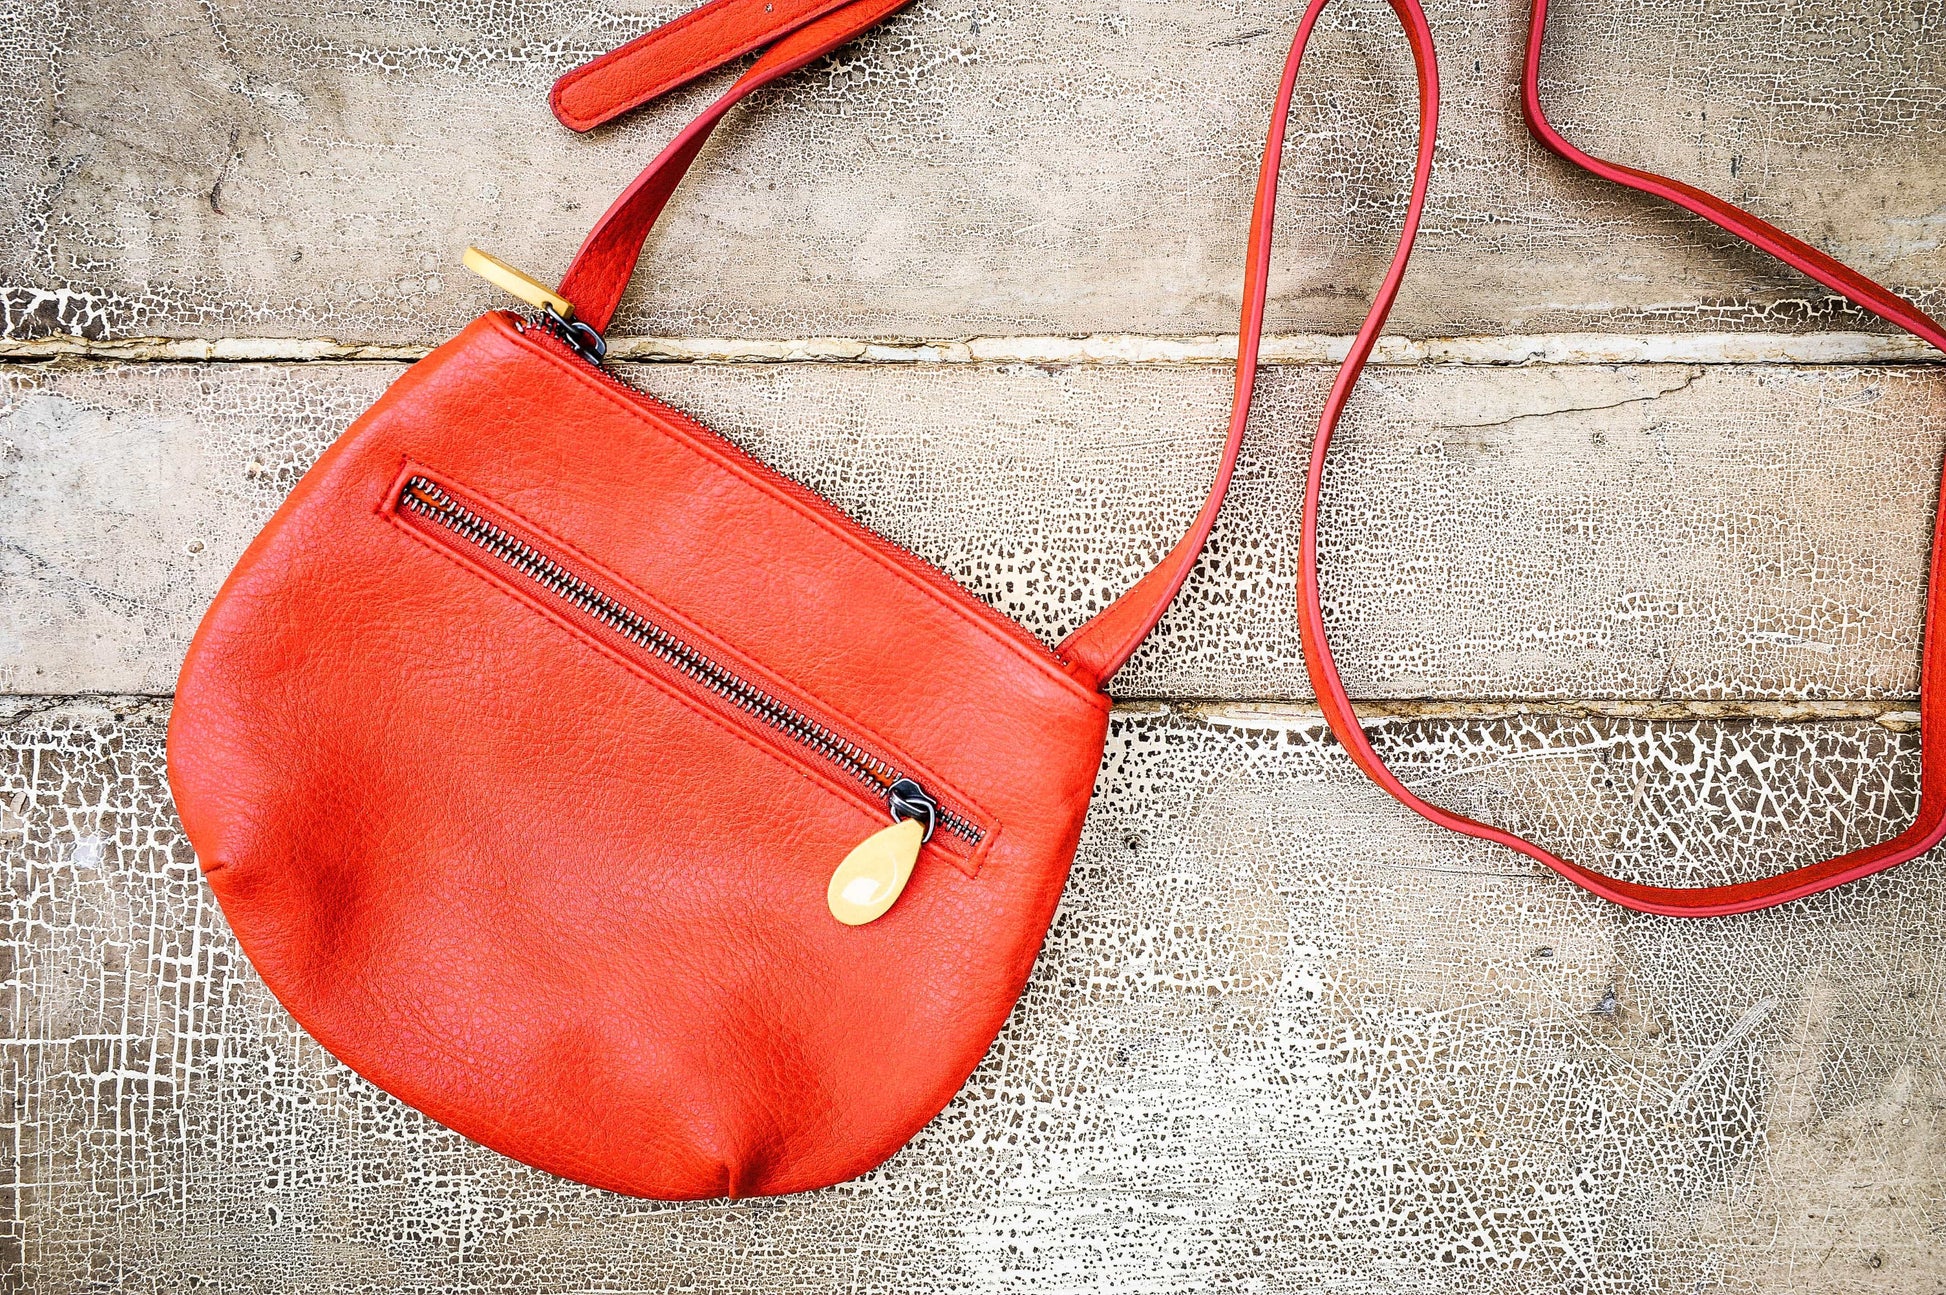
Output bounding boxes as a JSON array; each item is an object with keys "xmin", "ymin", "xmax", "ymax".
[
  {"xmin": 828, "ymin": 779, "xmax": 938, "ymax": 926},
  {"xmin": 886, "ymin": 778, "xmax": 937, "ymax": 843}
]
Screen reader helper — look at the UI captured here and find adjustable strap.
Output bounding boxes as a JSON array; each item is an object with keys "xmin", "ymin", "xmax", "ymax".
[
  {"xmin": 1291, "ymin": 0, "xmax": 1946, "ymax": 916},
  {"xmin": 546, "ymin": 0, "xmax": 1935, "ymax": 913},
  {"xmin": 552, "ymin": 0, "xmax": 882, "ymax": 132},
  {"xmin": 550, "ymin": 0, "xmax": 1437, "ymax": 654}
]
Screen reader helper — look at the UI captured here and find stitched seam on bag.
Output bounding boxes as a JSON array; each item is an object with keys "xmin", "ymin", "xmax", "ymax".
[
  {"xmin": 497, "ymin": 317, "xmax": 1104, "ymax": 712},
  {"xmin": 383, "ymin": 472, "xmax": 996, "ymax": 879}
]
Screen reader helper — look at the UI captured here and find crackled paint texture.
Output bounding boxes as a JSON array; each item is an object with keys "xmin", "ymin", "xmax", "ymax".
[
  {"xmin": 3, "ymin": 698, "xmax": 1943, "ymax": 1292},
  {"xmin": 7, "ymin": 0, "xmax": 1946, "ymax": 1282},
  {"xmin": 3, "ymin": 360, "xmax": 1940, "ymax": 698},
  {"xmin": 4, "ymin": 0, "xmax": 1945, "ymax": 341}
]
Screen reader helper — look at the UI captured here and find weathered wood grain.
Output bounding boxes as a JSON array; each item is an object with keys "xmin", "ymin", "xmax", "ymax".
[
  {"xmin": 4, "ymin": 696, "xmax": 1939, "ymax": 1292},
  {"xmin": 4, "ymin": 358, "xmax": 1941, "ymax": 700},
  {"xmin": 9, "ymin": 0, "xmax": 1944, "ymax": 1279},
  {"xmin": 4, "ymin": 0, "xmax": 1943, "ymax": 343}
]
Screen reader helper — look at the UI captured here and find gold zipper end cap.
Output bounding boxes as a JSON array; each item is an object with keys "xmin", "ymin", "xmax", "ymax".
[
  {"xmin": 828, "ymin": 818, "xmax": 924, "ymax": 926},
  {"xmin": 462, "ymin": 246, "xmax": 574, "ymax": 319}
]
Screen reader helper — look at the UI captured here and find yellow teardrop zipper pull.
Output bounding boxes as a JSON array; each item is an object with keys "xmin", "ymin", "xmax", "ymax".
[
  {"xmin": 828, "ymin": 817, "xmax": 925, "ymax": 926},
  {"xmin": 462, "ymin": 246, "xmax": 575, "ymax": 318}
]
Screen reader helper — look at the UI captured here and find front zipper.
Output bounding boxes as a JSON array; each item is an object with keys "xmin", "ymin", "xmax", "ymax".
[{"xmin": 397, "ymin": 475, "xmax": 986, "ymax": 853}]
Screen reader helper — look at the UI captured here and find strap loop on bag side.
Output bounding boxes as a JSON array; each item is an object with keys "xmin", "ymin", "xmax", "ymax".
[
  {"xmin": 1293, "ymin": 0, "xmax": 1946, "ymax": 916},
  {"xmin": 1057, "ymin": 0, "xmax": 1441, "ymax": 688}
]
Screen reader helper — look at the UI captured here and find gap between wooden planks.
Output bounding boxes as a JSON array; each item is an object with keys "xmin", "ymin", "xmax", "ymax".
[{"xmin": 2, "ymin": 331, "xmax": 1942, "ymax": 366}]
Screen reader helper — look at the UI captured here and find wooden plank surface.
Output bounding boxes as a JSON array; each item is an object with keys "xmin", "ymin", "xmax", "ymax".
[
  {"xmin": 4, "ymin": 0, "xmax": 1944, "ymax": 343},
  {"xmin": 4, "ymin": 696, "xmax": 1940, "ymax": 1293},
  {"xmin": 8, "ymin": 0, "xmax": 1946, "ymax": 1284},
  {"xmin": 4, "ymin": 358, "xmax": 1940, "ymax": 699}
]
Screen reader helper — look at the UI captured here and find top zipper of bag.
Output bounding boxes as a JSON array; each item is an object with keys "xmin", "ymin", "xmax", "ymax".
[{"xmin": 462, "ymin": 248, "xmax": 1069, "ymax": 673}]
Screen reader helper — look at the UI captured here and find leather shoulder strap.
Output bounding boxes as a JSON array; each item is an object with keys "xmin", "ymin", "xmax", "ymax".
[
  {"xmin": 1294, "ymin": 0, "xmax": 1946, "ymax": 916},
  {"xmin": 549, "ymin": 0, "xmax": 1938, "ymax": 914},
  {"xmin": 1056, "ymin": 0, "xmax": 1438, "ymax": 687},
  {"xmin": 551, "ymin": 0, "xmax": 915, "ymax": 333},
  {"xmin": 549, "ymin": 0, "xmax": 1436, "ymax": 641},
  {"xmin": 552, "ymin": 0, "xmax": 878, "ymax": 132}
]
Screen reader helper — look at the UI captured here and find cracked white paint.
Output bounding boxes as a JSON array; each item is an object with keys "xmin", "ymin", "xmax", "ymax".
[
  {"xmin": 2, "ymin": 329, "xmax": 1940, "ymax": 365},
  {"xmin": 4, "ymin": 0, "xmax": 1944, "ymax": 342},
  {"xmin": 3, "ymin": 360, "xmax": 1941, "ymax": 699},
  {"xmin": 6, "ymin": 0, "xmax": 1946, "ymax": 1282},
  {"xmin": 2, "ymin": 697, "xmax": 1941, "ymax": 1291},
  {"xmin": 1195, "ymin": 698, "xmax": 1924, "ymax": 730},
  {"xmin": 1672, "ymin": 994, "xmax": 1780, "ymax": 1110}
]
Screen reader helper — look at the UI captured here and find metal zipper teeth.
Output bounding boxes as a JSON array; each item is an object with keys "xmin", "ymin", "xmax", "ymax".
[{"xmin": 400, "ymin": 476, "xmax": 985, "ymax": 847}]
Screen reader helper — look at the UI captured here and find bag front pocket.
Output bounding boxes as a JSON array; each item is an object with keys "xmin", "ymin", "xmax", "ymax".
[{"xmin": 385, "ymin": 465, "xmax": 992, "ymax": 914}]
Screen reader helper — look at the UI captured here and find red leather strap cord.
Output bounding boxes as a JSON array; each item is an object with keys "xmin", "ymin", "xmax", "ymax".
[
  {"xmin": 554, "ymin": 0, "xmax": 914, "ymax": 333},
  {"xmin": 1292, "ymin": 0, "xmax": 1946, "ymax": 916},
  {"xmin": 552, "ymin": 0, "xmax": 874, "ymax": 132},
  {"xmin": 553, "ymin": 0, "xmax": 1439, "ymax": 666},
  {"xmin": 545, "ymin": 0, "xmax": 1944, "ymax": 914},
  {"xmin": 1057, "ymin": 0, "xmax": 1440, "ymax": 687}
]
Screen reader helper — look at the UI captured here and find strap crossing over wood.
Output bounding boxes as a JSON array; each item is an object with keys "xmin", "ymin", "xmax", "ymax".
[
  {"xmin": 1290, "ymin": 0, "xmax": 1946, "ymax": 915},
  {"xmin": 547, "ymin": 0, "xmax": 1437, "ymax": 683},
  {"xmin": 549, "ymin": 0, "xmax": 1946, "ymax": 915},
  {"xmin": 551, "ymin": 0, "xmax": 887, "ymax": 131},
  {"xmin": 1054, "ymin": 0, "xmax": 1437, "ymax": 686}
]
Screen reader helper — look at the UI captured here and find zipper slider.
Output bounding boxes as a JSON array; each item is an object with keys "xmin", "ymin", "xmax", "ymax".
[
  {"xmin": 828, "ymin": 779, "xmax": 938, "ymax": 926},
  {"xmin": 462, "ymin": 246, "xmax": 607, "ymax": 365}
]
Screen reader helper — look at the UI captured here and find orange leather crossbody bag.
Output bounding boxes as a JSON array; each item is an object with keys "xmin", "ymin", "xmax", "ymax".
[{"xmin": 167, "ymin": 0, "xmax": 1943, "ymax": 1198}]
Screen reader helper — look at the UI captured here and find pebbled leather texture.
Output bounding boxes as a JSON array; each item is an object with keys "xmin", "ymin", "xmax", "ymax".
[
  {"xmin": 169, "ymin": 0, "xmax": 1115, "ymax": 1199},
  {"xmin": 170, "ymin": 0, "xmax": 1929, "ymax": 1210},
  {"xmin": 168, "ymin": 0, "xmax": 1433, "ymax": 1199}
]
